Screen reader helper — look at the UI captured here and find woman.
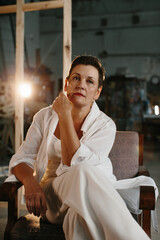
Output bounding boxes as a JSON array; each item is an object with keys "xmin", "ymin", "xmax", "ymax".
[{"xmin": 6, "ymin": 55, "xmax": 157, "ymax": 239}]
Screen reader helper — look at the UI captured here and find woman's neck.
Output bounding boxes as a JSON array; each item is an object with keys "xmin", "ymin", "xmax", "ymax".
[{"xmin": 71, "ymin": 105, "xmax": 91, "ymax": 128}]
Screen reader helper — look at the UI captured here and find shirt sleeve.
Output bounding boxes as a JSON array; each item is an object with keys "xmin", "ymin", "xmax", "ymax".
[
  {"xmin": 7, "ymin": 111, "xmax": 43, "ymax": 178},
  {"xmin": 56, "ymin": 117, "xmax": 116, "ymax": 176}
]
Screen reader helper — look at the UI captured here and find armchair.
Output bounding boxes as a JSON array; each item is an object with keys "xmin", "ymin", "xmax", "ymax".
[
  {"xmin": 109, "ymin": 131, "xmax": 155, "ymax": 237},
  {"xmin": 0, "ymin": 131, "xmax": 155, "ymax": 239}
]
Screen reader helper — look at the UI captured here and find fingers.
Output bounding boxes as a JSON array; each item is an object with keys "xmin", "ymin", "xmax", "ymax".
[
  {"xmin": 26, "ymin": 198, "xmax": 32, "ymax": 214},
  {"xmin": 52, "ymin": 91, "xmax": 72, "ymax": 115},
  {"xmin": 57, "ymin": 91, "xmax": 68, "ymax": 102},
  {"xmin": 34, "ymin": 196, "xmax": 42, "ymax": 217},
  {"xmin": 26, "ymin": 197, "xmax": 35, "ymax": 215},
  {"xmin": 53, "ymin": 91, "xmax": 68, "ymax": 105},
  {"xmin": 26, "ymin": 194, "xmax": 47, "ymax": 217}
]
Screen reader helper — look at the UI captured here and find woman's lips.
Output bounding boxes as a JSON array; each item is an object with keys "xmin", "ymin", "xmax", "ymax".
[{"xmin": 73, "ymin": 93, "xmax": 85, "ymax": 97}]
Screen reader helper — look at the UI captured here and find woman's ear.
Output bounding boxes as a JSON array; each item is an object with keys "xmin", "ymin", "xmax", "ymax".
[
  {"xmin": 64, "ymin": 78, "xmax": 68, "ymax": 92},
  {"xmin": 94, "ymin": 86, "xmax": 103, "ymax": 101}
]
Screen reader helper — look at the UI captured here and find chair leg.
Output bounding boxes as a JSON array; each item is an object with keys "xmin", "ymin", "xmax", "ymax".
[
  {"xmin": 139, "ymin": 185, "xmax": 155, "ymax": 239},
  {"xmin": 4, "ymin": 194, "xmax": 18, "ymax": 240},
  {"xmin": 142, "ymin": 210, "xmax": 151, "ymax": 238}
]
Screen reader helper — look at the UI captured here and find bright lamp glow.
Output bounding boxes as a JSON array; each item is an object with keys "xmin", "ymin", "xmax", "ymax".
[
  {"xmin": 19, "ymin": 83, "xmax": 32, "ymax": 98},
  {"xmin": 154, "ymin": 105, "xmax": 159, "ymax": 115}
]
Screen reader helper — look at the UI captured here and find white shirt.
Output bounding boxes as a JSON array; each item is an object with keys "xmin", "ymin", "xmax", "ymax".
[{"xmin": 6, "ymin": 102, "xmax": 117, "ymax": 183}]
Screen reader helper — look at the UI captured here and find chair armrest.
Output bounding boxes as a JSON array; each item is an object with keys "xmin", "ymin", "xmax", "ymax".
[
  {"xmin": 137, "ymin": 166, "xmax": 150, "ymax": 177},
  {"xmin": 137, "ymin": 166, "xmax": 155, "ymax": 209},
  {"xmin": 139, "ymin": 186, "xmax": 155, "ymax": 210},
  {"xmin": 0, "ymin": 182, "xmax": 22, "ymax": 201}
]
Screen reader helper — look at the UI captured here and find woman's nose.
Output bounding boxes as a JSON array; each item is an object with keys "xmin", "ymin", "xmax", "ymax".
[
  {"xmin": 77, "ymin": 79, "xmax": 85, "ymax": 90},
  {"xmin": 77, "ymin": 85, "xmax": 85, "ymax": 90}
]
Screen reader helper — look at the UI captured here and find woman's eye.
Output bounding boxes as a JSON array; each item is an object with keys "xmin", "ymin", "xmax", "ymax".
[
  {"xmin": 73, "ymin": 76, "xmax": 79, "ymax": 80},
  {"xmin": 87, "ymin": 79, "xmax": 94, "ymax": 84}
]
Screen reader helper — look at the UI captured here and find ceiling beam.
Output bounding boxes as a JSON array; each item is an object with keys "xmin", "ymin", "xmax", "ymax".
[{"xmin": 0, "ymin": 0, "xmax": 63, "ymax": 14}]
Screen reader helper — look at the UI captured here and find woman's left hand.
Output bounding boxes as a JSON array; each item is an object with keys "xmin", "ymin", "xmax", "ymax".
[{"xmin": 52, "ymin": 91, "xmax": 72, "ymax": 117}]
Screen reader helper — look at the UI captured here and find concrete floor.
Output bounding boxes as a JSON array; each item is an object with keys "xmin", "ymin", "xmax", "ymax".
[{"xmin": 0, "ymin": 139, "xmax": 160, "ymax": 240}]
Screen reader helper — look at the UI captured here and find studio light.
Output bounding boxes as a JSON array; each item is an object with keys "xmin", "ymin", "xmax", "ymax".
[
  {"xmin": 154, "ymin": 105, "xmax": 159, "ymax": 115},
  {"xmin": 19, "ymin": 83, "xmax": 32, "ymax": 98}
]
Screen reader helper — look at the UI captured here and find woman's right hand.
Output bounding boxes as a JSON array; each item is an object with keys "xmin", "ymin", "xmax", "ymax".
[
  {"xmin": 24, "ymin": 177, "xmax": 47, "ymax": 217},
  {"xmin": 52, "ymin": 91, "xmax": 72, "ymax": 118},
  {"xmin": 12, "ymin": 163, "xmax": 47, "ymax": 217}
]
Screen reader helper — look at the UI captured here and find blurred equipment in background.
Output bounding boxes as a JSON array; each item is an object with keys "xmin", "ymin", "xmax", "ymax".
[
  {"xmin": 105, "ymin": 75, "xmax": 145, "ymax": 132},
  {"xmin": 0, "ymin": 79, "xmax": 15, "ymax": 158}
]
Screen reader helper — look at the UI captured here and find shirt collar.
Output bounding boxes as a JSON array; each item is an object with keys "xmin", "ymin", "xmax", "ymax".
[{"xmin": 81, "ymin": 101, "xmax": 100, "ymax": 133}]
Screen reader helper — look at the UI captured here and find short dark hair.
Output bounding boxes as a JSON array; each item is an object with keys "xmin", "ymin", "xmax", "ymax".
[{"xmin": 67, "ymin": 55, "xmax": 106, "ymax": 87}]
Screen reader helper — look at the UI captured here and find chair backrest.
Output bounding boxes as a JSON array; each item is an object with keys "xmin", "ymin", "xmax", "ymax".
[{"xmin": 109, "ymin": 131, "xmax": 139, "ymax": 180}]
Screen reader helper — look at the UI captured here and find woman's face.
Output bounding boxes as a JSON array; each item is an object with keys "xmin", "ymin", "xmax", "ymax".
[{"xmin": 65, "ymin": 64, "xmax": 102, "ymax": 109}]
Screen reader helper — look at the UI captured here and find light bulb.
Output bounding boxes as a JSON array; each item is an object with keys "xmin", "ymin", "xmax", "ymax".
[
  {"xmin": 154, "ymin": 105, "xmax": 159, "ymax": 115},
  {"xmin": 19, "ymin": 83, "xmax": 32, "ymax": 98}
]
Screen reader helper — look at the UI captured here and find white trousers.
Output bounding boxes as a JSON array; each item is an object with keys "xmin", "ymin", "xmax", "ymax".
[{"xmin": 45, "ymin": 163, "xmax": 150, "ymax": 240}]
